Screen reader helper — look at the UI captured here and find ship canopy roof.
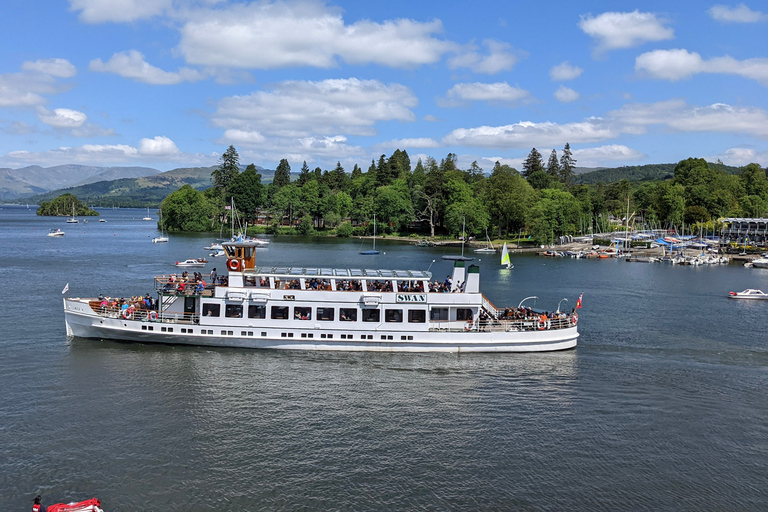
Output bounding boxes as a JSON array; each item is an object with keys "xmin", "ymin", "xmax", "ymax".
[{"xmin": 252, "ymin": 266, "xmax": 432, "ymax": 279}]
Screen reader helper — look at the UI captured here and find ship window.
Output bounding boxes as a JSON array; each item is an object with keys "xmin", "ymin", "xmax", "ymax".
[
  {"xmin": 430, "ymin": 307, "xmax": 448, "ymax": 321},
  {"xmin": 202, "ymin": 303, "xmax": 220, "ymax": 317},
  {"xmin": 248, "ymin": 305, "xmax": 266, "ymax": 319},
  {"xmin": 225, "ymin": 304, "xmax": 243, "ymax": 318},
  {"xmin": 362, "ymin": 309, "xmax": 380, "ymax": 322},
  {"xmin": 340, "ymin": 308, "xmax": 357, "ymax": 322},
  {"xmin": 317, "ymin": 307, "xmax": 334, "ymax": 321},
  {"xmin": 408, "ymin": 310, "xmax": 426, "ymax": 323},
  {"xmin": 271, "ymin": 306, "xmax": 289, "ymax": 319},
  {"xmin": 385, "ymin": 309, "xmax": 403, "ymax": 322},
  {"xmin": 456, "ymin": 308, "xmax": 473, "ymax": 321},
  {"xmin": 396, "ymin": 280, "xmax": 425, "ymax": 293},
  {"xmin": 294, "ymin": 307, "xmax": 312, "ymax": 320}
]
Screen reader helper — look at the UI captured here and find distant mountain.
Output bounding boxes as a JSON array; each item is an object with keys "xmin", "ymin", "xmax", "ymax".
[
  {"xmin": 23, "ymin": 164, "xmax": 276, "ymax": 207},
  {"xmin": 0, "ymin": 164, "xmax": 160, "ymax": 200}
]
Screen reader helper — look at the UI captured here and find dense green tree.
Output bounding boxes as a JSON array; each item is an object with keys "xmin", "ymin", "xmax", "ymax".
[
  {"xmin": 559, "ymin": 142, "xmax": 576, "ymax": 185},
  {"xmin": 327, "ymin": 162, "xmax": 348, "ymax": 191},
  {"xmin": 296, "ymin": 161, "xmax": 313, "ymax": 187},
  {"xmin": 527, "ymin": 169, "xmax": 551, "ymax": 190},
  {"xmin": 37, "ymin": 193, "xmax": 98, "ymax": 217},
  {"xmin": 228, "ymin": 164, "xmax": 265, "ymax": 221},
  {"xmin": 484, "ymin": 166, "xmax": 534, "ymax": 236},
  {"xmin": 374, "ymin": 179, "xmax": 414, "ymax": 232},
  {"xmin": 547, "ymin": 149, "xmax": 560, "ymax": 178},
  {"xmin": 161, "ymin": 185, "xmax": 215, "ymax": 231},
  {"xmin": 273, "ymin": 159, "xmax": 291, "ymax": 188},
  {"xmin": 673, "ymin": 158, "xmax": 717, "ymax": 188},
  {"xmin": 270, "ymin": 183, "xmax": 302, "ymax": 227},
  {"xmin": 211, "ymin": 145, "xmax": 240, "ymax": 197},
  {"xmin": 739, "ymin": 163, "xmax": 768, "ymax": 198},
  {"xmin": 522, "ymin": 148, "xmax": 544, "ymax": 178},
  {"xmin": 444, "ymin": 178, "xmax": 489, "ymax": 236}
]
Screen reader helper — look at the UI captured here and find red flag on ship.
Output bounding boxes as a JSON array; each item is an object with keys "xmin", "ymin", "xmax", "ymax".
[{"xmin": 576, "ymin": 293, "xmax": 583, "ymax": 309}]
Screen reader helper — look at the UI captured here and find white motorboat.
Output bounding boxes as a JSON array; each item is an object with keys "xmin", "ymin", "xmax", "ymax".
[
  {"xmin": 750, "ymin": 257, "xmax": 768, "ymax": 269},
  {"xmin": 63, "ymin": 240, "xmax": 580, "ymax": 353},
  {"xmin": 175, "ymin": 258, "xmax": 208, "ymax": 268},
  {"xmin": 728, "ymin": 289, "xmax": 768, "ymax": 299},
  {"xmin": 47, "ymin": 228, "xmax": 65, "ymax": 237}
]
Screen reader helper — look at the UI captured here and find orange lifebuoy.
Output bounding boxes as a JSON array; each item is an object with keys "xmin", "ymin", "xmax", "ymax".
[
  {"xmin": 148, "ymin": 311, "xmax": 158, "ymax": 321},
  {"xmin": 122, "ymin": 306, "xmax": 134, "ymax": 320},
  {"xmin": 227, "ymin": 259, "xmax": 240, "ymax": 271},
  {"xmin": 465, "ymin": 320, "xmax": 472, "ymax": 331},
  {"xmin": 537, "ymin": 319, "xmax": 547, "ymax": 330},
  {"xmin": 572, "ymin": 313, "xmax": 578, "ymax": 325}
]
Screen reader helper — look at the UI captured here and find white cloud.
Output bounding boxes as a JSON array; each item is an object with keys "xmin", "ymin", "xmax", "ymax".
[
  {"xmin": 579, "ymin": 10, "xmax": 674, "ymax": 54},
  {"xmin": 610, "ymin": 100, "xmax": 768, "ymax": 139},
  {"xmin": 441, "ymin": 82, "xmax": 530, "ymax": 106},
  {"xmin": 0, "ymin": 138, "xmax": 208, "ymax": 168},
  {"xmin": 90, "ymin": 50, "xmax": 206, "ymax": 85},
  {"xmin": 37, "ymin": 107, "xmax": 87, "ymax": 128},
  {"xmin": 423, "ymin": 115, "xmax": 442, "ymax": 122},
  {"xmin": 0, "ymin": 70, "xmax": 69, "ymax": 107},
  {"xmin": 443, "ymin": 119, "xmax": 616, "ymax": 149},
  {"xmin": 708, "ymin": 4, "xmax": 768, "ymax": 23},
  {"xmin": 709, "ymin": 146, "xmax": 768, "ymax": 166},
  {"xmin": 376, "ymin": 137, "xmax": 441, "ymax": 150},
  {"xmin": 223, "ymin": 129, "xmax": 266, "ymax": 145},
  {"xmin": 138, "ymin": 136, "xmax": 180, "ymax": 156},
  {"xmin": 21, "ymin": 58, "xmax": 77, "ymax": 78},
  {"xmin": 554, "ymin": 85, "xmax": 579, "ymax": 103},
  {"xmin": 212, "ymin": 78, "xmax": 417, "ymax": 138},
  {"xmin": 549, "ymin": 62, "xmax": 583, "ymax": 81},
  {"xmin": 572, "ymin": 145, "xmax": 645, "ymax": 166},
  {"xmin": 69, "ymin": 0, "xmax": 172, "ymax": 23},
  {"xmin": 635, "ymin": 48, "xmax": 768, "ymax": 85},
  {"xmin": 178, "ymin": 2, "xmax": 451, "ymax": 69},
  {"xmin": 447, "ymin": 40, "xmax": 521, "ymax": 74}
]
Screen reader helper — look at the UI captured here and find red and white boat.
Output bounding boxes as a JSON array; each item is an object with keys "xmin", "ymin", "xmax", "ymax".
[{"xmin": 728, "ymin": 289, "xmax": 768, "ymax": 300}]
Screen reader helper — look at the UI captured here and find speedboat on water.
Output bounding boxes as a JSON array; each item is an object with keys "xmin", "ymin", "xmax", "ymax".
[
  {"xmin": 175, "ymin": 258, "xmax": 207, "ymax": 268},
  {"xmin": 47, "ymin": 228, "xmax": 65, "ymax": 237},
  {"xmin": 63, "ymin": 240, "xmax": 580, "ymax": 353},
  {"xmin": 728, "ymin": 289, "xmax": 768, "ymax": 299},
  {"xmin": 750, "ymin": 257, "xmax": 768, "ymax": 268}
]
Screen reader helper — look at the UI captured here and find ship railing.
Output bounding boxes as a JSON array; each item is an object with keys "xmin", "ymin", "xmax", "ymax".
[
  {"xmin": 456, "ymin": 315, "xmax": 577, "ymax": 333},
  {"xmin": 93, "ymin": 305, "xmax": 198, "ymax": 324},
  {"xmin": 481, "ymin": 294, "xmax": 502, "ymax": 318}
]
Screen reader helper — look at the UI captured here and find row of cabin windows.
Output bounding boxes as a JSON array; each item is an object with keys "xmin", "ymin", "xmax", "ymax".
[
  {"xmin": 242, "ymin": 276, "xmax": 426, "ymax": 293},
  {"xmin": 201, "ymin": 303, "xmax": 473, "ymax": 322}
]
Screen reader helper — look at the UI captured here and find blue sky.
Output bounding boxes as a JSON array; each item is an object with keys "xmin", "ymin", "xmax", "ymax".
[{"xmin": 0, "ymin": 0, "xmax": 766, "ymax": 173}]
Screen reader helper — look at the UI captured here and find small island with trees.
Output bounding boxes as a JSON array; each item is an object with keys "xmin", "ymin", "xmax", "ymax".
[{"xmin": 37, "ymin": 193, "xmax": 99, "ymax": 217}]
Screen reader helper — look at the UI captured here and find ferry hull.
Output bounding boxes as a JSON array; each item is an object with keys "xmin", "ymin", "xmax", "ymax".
[{"xmin": 64, "ymin": 299, "xmax": 578, "ymax": 353}]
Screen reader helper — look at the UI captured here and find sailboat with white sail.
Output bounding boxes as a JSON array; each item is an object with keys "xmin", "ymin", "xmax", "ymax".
[
  {"xmin": 66, "ymin": 203, "xmax": 79, "ymax": 223},
  {"xmin": 152, "ymin": 209, "xmax": 168, "ymax": 243},
  {"xmin": 500, "ymin": 242, "xmax": 513, "ymax": 269},
  {"xmin": 442, "ymin": 217, "xmax": 474, "ymax": 261},
  {"xmin": 359, "ymin": 214, "xmax": 381, "ymax": 255},
  {"xmin": 474, "ymin": 229, "xmax": 496, "ymax": 253}
]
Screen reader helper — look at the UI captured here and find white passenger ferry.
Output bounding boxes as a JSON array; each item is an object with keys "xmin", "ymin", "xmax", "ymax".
[{"xmin": 63, "ymin": 240, "xmax": 579, "ymax": 352}]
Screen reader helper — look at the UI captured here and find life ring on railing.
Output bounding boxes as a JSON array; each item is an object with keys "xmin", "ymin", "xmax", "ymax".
[
  {"xmin": 572, "ymin": 313, "xmax": 578, "ymax": 325},
  {"xmin": 122, "ymin": 306, "xmax": 134, "ymax": 320},
  {"xmin": 227, "ymin": 258, "xmax": 240, "ymax": 271},
  {"xmin": 148, "ymin": 311, "xmax": 158, "ymax": 321},
  {"xmin": 537, "ymin": 319, "xmax": 547, "ymax": 330},
  {"xmin": 465, "ymin": 320, "xmax": 473, "ymax": 331}
]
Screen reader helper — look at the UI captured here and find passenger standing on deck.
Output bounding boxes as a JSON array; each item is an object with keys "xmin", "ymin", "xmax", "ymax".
[
  {"xmin": 33, "ymin": 495, "xmax": 46, "ymax": 512},
  {"xmin": 210, "ymin": 268, "xmax": 217, "ymax": 286}
]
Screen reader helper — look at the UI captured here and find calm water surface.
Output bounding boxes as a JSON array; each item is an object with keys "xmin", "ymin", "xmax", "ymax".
[{"xmin": 1, "ymin": 206, "xmax": 767, "ymax": 510}]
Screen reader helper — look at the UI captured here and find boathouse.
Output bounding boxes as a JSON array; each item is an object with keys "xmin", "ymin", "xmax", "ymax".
[{"xmin": 719, "ymin": 218, "xmax": 768, "ymax": 248}]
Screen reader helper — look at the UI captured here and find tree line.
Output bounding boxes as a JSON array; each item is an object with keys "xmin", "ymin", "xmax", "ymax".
[{"xmin": 159, "ymin": 145, "xmax": 768, "ymax": 245}]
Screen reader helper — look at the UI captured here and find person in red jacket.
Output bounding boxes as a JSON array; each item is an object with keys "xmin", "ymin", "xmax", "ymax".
[{"xmin": 33, "ymin": 495, "xmax": 46, "ymax": 512}]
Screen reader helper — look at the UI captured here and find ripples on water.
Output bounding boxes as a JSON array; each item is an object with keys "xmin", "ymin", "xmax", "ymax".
[{"xmin": 1, "ymin": 207, "xmax": 767, "ymax": 510}]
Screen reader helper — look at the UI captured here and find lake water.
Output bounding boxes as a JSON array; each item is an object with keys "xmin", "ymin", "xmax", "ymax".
[{"xmin": 1, "ymin": 206, "xmax": 767, "ymax": 510}]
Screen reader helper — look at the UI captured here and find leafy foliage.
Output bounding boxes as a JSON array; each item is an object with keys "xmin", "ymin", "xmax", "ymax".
[{"xmin": 37, "ymin": 193, "xmax": 99, "ymax": 216}]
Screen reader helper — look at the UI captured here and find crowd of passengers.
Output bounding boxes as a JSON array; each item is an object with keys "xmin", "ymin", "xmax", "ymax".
[
  {"xmin": 97, "ymin": 293, "xmax": 156, "ymax": 312},
  {"xmin": 159, "ymin": 271, "xmax": 220, "ymax": 294}
]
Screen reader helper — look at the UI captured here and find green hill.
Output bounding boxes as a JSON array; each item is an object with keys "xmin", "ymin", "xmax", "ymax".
[{"xmin": 572, "ymin": 162, "xmax": 741, "ymax": 185}]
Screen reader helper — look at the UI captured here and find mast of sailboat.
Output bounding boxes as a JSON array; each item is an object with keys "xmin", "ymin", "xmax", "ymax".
[
  {"xmin": 461, "ymin": 216, "xmax": 466, "ymax": 257},
  {"xmin": 373, "ymin": 214, "xmax": 376, "ymax": 251}
]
